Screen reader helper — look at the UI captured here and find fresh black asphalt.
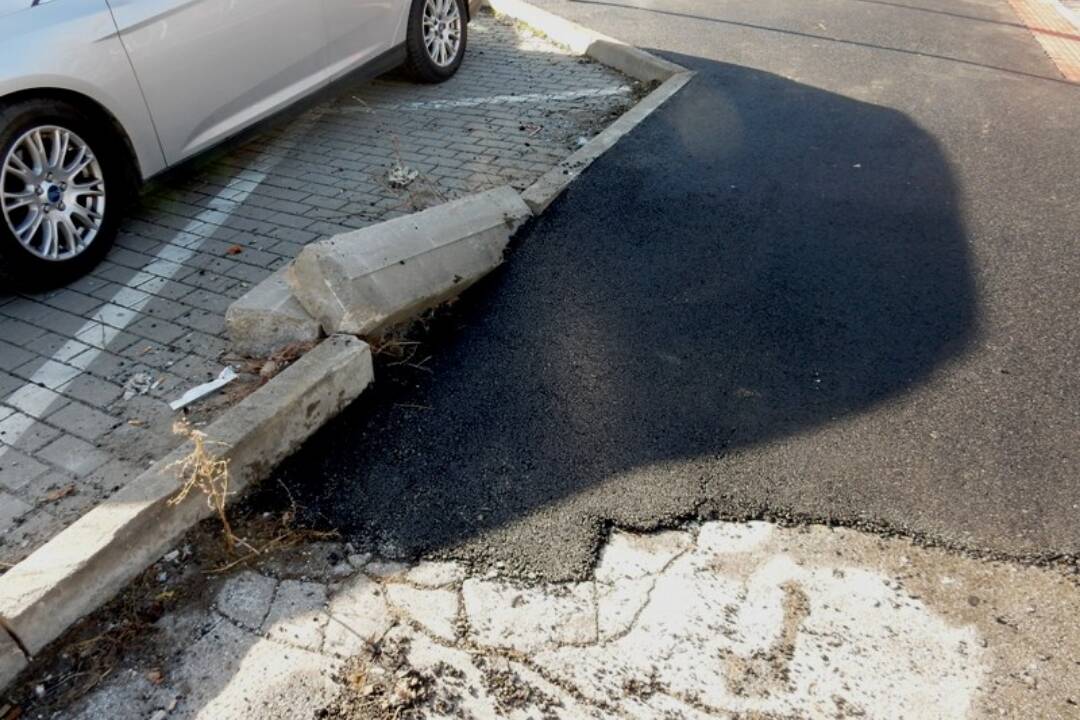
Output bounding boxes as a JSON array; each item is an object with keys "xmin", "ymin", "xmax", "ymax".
[{"xmin": 271, "ymin": 0, "xmax": 1080, "ymax": 579}]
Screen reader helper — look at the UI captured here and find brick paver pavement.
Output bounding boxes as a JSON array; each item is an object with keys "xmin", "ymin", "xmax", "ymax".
[{"xmin": 0, "ymin": 13, "xmax": 637, "ymax": 569}]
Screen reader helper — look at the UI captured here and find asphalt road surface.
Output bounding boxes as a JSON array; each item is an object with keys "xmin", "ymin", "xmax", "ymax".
[{"xmin": 274, "ymin": 0, "xmax": 1080, "ymax": 580}]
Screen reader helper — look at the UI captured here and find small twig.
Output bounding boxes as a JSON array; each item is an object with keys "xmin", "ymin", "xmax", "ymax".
[
  {"xmin": 276, "ymin": 477, "xmax": 300, "ymax": 519},
  {"xmin": 386, "ymin": 344, "xmax": 421, "ymax": 367},
  {"xmin": 207, "ymin": 533, "xmax": 292, "ymax": 575}
]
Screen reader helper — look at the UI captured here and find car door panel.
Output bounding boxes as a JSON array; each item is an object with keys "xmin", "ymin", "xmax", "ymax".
[
  {"xmin": 321, "ymin": 0, "xmax": 408, "ymax": 80},
  {"xmin": 106, "ymin": 0, "xmax": 329, "ymax": 163},
  {"xmin": 0, "ymin": 0, "xmax": 166, "ymax": 177}
]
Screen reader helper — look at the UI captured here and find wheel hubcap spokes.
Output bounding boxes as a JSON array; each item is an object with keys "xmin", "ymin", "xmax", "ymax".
[
  {"xmin": 422, "ymin": 0, "xmax": 462, "ymax": 67},
  {"xmin": 1, "ymin": 126, "xmax": 106, "ymax": 262}
]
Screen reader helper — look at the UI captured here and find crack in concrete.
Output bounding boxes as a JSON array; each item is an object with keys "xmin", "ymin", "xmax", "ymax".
[
  {"xmin": 597, "ymin": 532, "xmax": 697, "ymax": 644},
  {"xmin": 0, "ymin": 614, "xmax": 31, "ymax": 661}
]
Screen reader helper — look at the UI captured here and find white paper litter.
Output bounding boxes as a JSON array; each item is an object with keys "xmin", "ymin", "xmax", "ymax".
[{"xmin": 169, "ymin": 367, "xmax": 238, "ymax": 411}]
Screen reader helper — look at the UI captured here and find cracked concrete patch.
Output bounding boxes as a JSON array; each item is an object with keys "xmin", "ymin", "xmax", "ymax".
[
  {"xmin": 386, "ymin": 584, "xmax": 460, "ymax": 642},
  {"xmin": 261, "ymin": 580, "xmax": 328, "ymax": 652},
  {"xmin": 61, "ymin": 520, "xmax": 1080, "ymax": 719},
  {"xmin": 324, "ymin": 573, "xmax": 394, "ymax": 657},
  {"xmin": 463, "ymin": 577, "xmax": 597, "ymax": 654},
  {"xmin": 215, "ymin": 570, "xmax": 277, "ymax": 629}
]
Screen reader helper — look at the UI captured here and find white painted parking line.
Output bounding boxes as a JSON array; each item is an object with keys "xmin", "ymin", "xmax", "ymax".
[
  {"xmin": 1, "ymin": 160, "xmax": 277, "ymax": 451},
  {"xmin": 393, "ymin": 85, "xmax": 633, "ymax": 111}
]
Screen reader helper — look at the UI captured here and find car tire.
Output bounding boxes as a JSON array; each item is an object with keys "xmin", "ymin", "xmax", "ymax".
[
  {"xmin": 404, "ymin": 0, "xmax": 468, "ymax": 83},
  {"xmin": 0, "ymin": 98, "xmax": 129, "ymax": 291}
]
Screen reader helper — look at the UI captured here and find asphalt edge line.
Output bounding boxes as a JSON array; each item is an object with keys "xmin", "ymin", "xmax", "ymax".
[{"xmin": 0, "ymin": 335, "xmax": 373, "ymax": 691}]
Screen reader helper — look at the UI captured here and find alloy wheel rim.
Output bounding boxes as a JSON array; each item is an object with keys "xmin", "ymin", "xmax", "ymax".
[
  {"xmin": 0, "ymin": 125, "xmax": 106, "ymax": 262},
  {"xmin": 422, "ymin": 0, "xmax": 463, "ymax": 67}
]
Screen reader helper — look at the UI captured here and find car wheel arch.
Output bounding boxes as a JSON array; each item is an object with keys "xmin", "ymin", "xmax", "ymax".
[{"xmin": 0, "ymin": 87, "xmax": 142, "ymax": 191}]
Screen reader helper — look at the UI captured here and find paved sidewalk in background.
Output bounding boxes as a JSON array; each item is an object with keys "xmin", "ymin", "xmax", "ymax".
[
  {"xmin": 27, "ymin": 519, "xmax": 1080, "ymax": 719},
  {"xmin": 0, "ymin": 14, "xmax": 637, "ymax": 569}
]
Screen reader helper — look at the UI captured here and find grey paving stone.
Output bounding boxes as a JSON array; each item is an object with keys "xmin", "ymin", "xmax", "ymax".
[
  {"xmin": 66, "ymin": 349, "xmax": 136, "ymax": 379},
  {"xmin": 0, "ymin": 446, "xmax": 48, "ymax": 491},
  {"xmin": 39, "ymin": 289, "xmax": 103, "ymax": 316},
  {"xmin": 22, "ymin": 333, "xmax": 92, "ymax": 363},
  {"xmin": 0, "ymin": 341, "xmax": 35, "ymax": 372},
  {"xmin": 0, "ymin": 491, "xmax": 32, "ymax": 533},
  {"xmin": 36, "ymin": 435, "xmax": 111, "ymax": 477},
  {"xmin": 44, "ymin": 403, "xmax": 119, "ymax": 442},
  {"xmin": 91, "ymin": 303, "xmax": 143, "ymax": 329},
  {"xmin": 126, "ymin": 317, "xmax": 188, "ymax": 345},
  {"xmin": 0, "ymin": 506, "xmax": 62, "ymax": 561},
  {"xmin": 56, "ymin": 375, "xmax": 125, "ymax": 409},
  {"xmin": 0, "ymin": 317, "xmax": 47, "ymax": 346},
  {"xmin": 12, "ymin": 359, "xmax": 82, "ymax": 390},
  {"xmin": 5, "ymin": 383, "xmax": 68, "ymax": 419},
  {"xmin": 44, "ymin": 482, "xmax": 103, "ymax": 524},
  {"xmin": 73, "ymin": 323, "xmax": 141, "ymax": 353},
  {"xmin": 18, "ymin": 468, "xmax": 78, "ymax": 507},
  {"xmin": 0, "ymin": 412, "xmax": 62, "ymax": 453},
  {"xmin": 216, "ymin": 571, "xmax": 279, "ymax": 629},
  {"xmin": 0, "ymin": 371, "xmax": 22, "ymax": 398}
]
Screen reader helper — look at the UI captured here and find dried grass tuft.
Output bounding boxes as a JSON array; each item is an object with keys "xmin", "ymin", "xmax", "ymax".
[{"xmin": 166, "ymin": 420, "xmax": 241, "ymax": 552}]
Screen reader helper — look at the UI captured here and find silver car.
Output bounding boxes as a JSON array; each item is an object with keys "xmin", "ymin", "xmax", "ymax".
[{"xmin": 0, "ymin": 0, "xmax": 479, "ymax": 288}]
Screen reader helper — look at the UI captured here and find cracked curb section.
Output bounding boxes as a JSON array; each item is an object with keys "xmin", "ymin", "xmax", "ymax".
[{"xmin": 0, "ymin": 621, "xmax": 28, "ymax": 684}]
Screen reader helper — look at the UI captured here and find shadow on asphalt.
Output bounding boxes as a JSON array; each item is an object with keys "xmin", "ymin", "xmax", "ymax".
[{"xmin": 266, "ymin": 56, "xmax": 978, "ymax": 578}]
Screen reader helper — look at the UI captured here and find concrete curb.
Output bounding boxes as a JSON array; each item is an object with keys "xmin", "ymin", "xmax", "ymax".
[
  {"xmin": 0, "ymin": 336, "xmax": 373, "ymax": 688},
  {"xmin": 226, "ymin": 267, "xmax": 323, "ymax": 357},
  {"xmin": 485, "ymin": 0, "xmax": 694, "ymax": 213},
  {"xmin": 484, "ymin": 0, "xmax": 686, "ymax": 81},
  {"xmin": 287, "ymin": 186, "xmax": 531, "ymax": 337}
]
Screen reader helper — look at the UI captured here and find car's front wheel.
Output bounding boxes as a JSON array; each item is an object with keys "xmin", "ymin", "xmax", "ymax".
[
  {"xmin": 405, "ymin": 0, "xmax": 468, "ymax": 83},
  {"xmin": 0, "ymin": 98, "xmax": 126, "ymax": 290}
]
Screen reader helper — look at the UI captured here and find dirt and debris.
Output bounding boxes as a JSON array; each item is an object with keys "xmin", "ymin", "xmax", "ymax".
[
  {"xmin": 318, "ymin": 639, "xmax": 436, "ymax": 720},
  {"xmin": 386, "ymin": 164, "xmax": 420, "ymax": 189},
  {"xmin": 121, "ymin": 372, "xmax": 157, "ymax": 401}
]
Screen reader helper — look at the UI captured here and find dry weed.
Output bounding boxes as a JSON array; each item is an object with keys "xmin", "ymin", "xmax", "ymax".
[{"xmin": 166, "ymin": 420, "xmax": 242, "ymax": 552}]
